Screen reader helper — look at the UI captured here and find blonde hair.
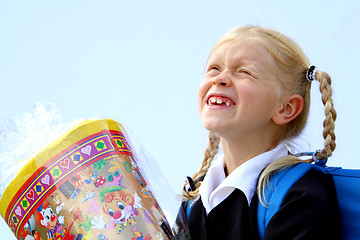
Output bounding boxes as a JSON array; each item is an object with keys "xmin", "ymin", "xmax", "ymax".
[{"xmin": 182, "ymin": 26, "xmax": 337, "ymax": 202}]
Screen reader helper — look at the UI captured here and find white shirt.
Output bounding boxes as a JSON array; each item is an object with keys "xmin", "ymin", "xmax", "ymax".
[{"xmin": 199, "ymin": 143, "xmax": 288, "ymax": 215}]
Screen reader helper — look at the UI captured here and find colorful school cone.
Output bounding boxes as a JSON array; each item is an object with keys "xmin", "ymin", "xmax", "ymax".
[{"xmin": 0, "ymin": 119, "xmax": 174, "ymax": 240}]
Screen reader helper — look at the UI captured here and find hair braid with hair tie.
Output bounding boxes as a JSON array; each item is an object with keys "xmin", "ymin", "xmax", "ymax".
[
  {"xmin": 316, "ymin": 71, "xmax": 337, "ymax": 160},
  {"xmin": 182, "ymin": 132, "xmax": 220, "ymax": 200}
]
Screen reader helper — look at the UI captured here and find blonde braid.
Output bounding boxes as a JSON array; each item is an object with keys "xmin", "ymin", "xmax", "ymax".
[
  {"xmin": 257, "ymin": 69, "xmax": 337, "ymax": 206},
  {"xmin": 316, "ymin": 71, "xmax": 337, "ymax": 160},
  {"xmin": 182, "ymin": 132, "xmax": 220, "ymax": 200}
]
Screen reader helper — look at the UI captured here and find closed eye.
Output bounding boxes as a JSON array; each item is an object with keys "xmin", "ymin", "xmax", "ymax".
[
  {"xmin": 236, "ymin": 68, "xmax": 257, "ymax": 78},
  {"xmin": 238, "ymin": 69, "xmax": 251, "ymax": 74},
  {"xmin": 206, "ymin": 65, "xmax": 221, "ymax": 75}
]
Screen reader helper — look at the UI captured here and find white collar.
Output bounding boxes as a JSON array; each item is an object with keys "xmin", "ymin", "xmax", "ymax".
[{"xmin": 199, "ymin": 143, "xmax": 288, "ymax": 215}]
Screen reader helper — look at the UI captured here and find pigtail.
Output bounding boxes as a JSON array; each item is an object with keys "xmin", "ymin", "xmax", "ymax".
[
  {"xmin": 257, "ymin": 69, "xmax": 337, "ymax": 206},
  {"xmin": 316, "ymin": 71, "xmax": 337, "ymax": 159},
  {"xmin": 182, "ymin": 132, "xmax": 220, "ymax": 200}
]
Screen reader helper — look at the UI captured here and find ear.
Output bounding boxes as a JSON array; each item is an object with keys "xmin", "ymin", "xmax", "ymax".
[{"xmin": 272, "ymin": 94, "xmax": 304, "ymax": 125}]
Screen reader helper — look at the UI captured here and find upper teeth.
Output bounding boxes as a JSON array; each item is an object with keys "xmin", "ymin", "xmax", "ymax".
[{"xmin": 209, "ymin": 97, "xmax": 232, "ymax": 106}]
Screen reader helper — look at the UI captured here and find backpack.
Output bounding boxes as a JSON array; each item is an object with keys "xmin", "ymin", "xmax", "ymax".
[
  {"xmin": 183, "ymin": 154, "xmax": 360, "ymax": 240},
  {"xmin": 258, "ymin": 158, "xmax": 360, "ymax": 240}
]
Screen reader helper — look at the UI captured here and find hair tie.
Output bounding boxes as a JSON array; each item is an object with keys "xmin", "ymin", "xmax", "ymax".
[
  {"xmin": 184, "ymin": 176, "xmax": 195, "ymax": 192},
  {"xmin": 306, "ymin": 65, "xmax": 317, "ymax": 82}
]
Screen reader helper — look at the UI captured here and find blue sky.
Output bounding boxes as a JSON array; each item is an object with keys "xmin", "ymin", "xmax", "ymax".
[{"xmin": 1, "ymin": 0, "xmax": 360, "ymax": 239}]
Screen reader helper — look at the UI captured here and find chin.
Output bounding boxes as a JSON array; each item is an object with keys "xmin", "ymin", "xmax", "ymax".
[{"xmin": 201, "ymin": 120, "xmax": 224, "ymax": 134}]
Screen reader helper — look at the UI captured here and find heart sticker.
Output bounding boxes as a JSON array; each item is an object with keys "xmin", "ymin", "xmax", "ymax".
[
  {"xmin": 41, "ymin": 175, "xmax": 50, "ymax": 185},
  {"xmin": 27, "ymin": 190, "xmax": 34, "ymax": 200},
  {"xmin": 15, "ymin": 206, "xmax": 22, "ymax": 217},
  {"xmin": 60, "ymin": 158, "xmax": 70, "ymax": 169},
  {"xmin": 81, "ymin": 145, "xmax": 92, "ymax": 155}
]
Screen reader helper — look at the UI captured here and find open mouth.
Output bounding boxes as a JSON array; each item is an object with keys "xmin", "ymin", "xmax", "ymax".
[{"xmin": 207, "ymin": 96, "xmax": 235, "ymax": 106}]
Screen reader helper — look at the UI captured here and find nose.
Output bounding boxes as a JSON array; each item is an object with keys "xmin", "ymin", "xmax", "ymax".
[
  {"xmin": 50, "ymin": 214, "xmax": 56, "ymax": 222},
  {"xmin": 212, "ymin": 73, "xmax": 232, "ymax": 87}
]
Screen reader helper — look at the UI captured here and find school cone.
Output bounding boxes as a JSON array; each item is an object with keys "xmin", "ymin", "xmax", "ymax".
[{"xmin": 0, "ymin": 119, "xmax": 174, "ymax": 240}]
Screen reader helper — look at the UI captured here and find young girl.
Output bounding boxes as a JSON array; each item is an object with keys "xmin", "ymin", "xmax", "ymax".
[{"xmin": 174, "ymin": 26, "xmax": 341, "ymax": 239}]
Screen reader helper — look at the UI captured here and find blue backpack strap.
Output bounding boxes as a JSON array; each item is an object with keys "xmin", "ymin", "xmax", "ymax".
[
  {"xmin": 258, "ymin": 163, "xmax": 360, "ymax": 240},
  {"xmin": 326, "ymin": 167, "xmax": 360, "ymax": 239},
  {"xmin": 257, "ymin": 163, "xmax": 314, "ymax": 238},
  {"xmin": 186, "ymin": 198, "xmax": 195, "ymax": 221},
  {"xmin": 183, "ymin": 175, "xmax": 205, "ymax": 221}
]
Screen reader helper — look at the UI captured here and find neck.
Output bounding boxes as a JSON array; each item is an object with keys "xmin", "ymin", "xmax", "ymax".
[{"xmin": 221, "ymin": 135, "xmax": 280, "ymax": 175}]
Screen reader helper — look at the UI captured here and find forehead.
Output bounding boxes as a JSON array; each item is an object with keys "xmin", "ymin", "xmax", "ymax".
[
  {"xmin": 210, "ymin": 38, "xmax": 275, "ymax": 66},
  {"xmin": 42, "ymin": 208, "xmax": 50, "ymax": 214}
]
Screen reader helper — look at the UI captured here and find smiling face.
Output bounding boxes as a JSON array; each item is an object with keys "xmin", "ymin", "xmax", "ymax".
[
  {"xmin": 198, "ymin": 37, "xmax": 285, "ymax": 142},
  {"xmin": 103, "ymin": 189, "xmax": 135, "ymax": 221},
  {"xmin": 40, "ymin": 206, "xmax": 58, "ymax": 229}
]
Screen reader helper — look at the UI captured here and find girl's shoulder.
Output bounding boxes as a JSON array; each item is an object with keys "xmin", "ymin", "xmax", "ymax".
[
  {"xmin": 263, "ymin": 169, "xmax": 341, "ymax": 239},
  {"xmin": 284, "ymin": 168, "xmax": 337, "ymax": 202}
]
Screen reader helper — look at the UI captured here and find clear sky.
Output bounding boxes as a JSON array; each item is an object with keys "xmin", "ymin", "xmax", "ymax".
[{"xmin": 1, "ymin": 0, "xmax": 360, "ymax": 239}]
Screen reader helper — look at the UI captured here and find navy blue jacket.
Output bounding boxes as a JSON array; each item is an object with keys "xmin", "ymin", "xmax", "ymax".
[{"xmin": 175, "ymin": 169, "xmax": 341, "ymax": 240}]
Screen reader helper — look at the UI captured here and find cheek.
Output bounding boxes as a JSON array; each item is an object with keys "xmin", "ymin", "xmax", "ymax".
[
  {"xmin": 198, "ymin": 79, "xmax": 211, "ymax": 110},
  {"xmin": 236, "ymin": 85, "xmax": 256, "ymax": 106},
  {"xmin": 243, "ymin": 89, "xmax": 279, "ymax": 118}
]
